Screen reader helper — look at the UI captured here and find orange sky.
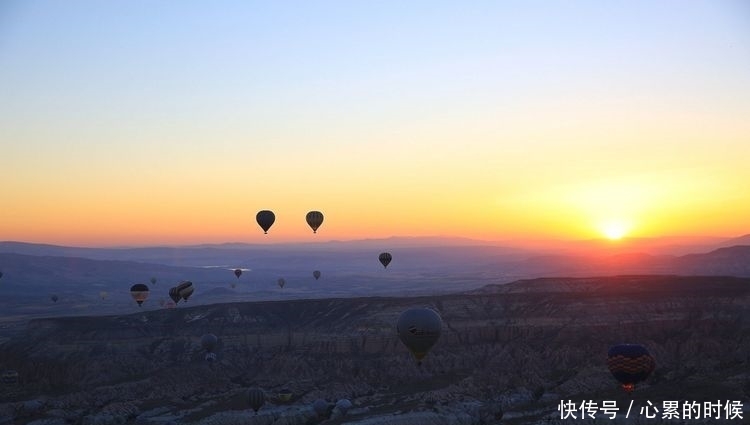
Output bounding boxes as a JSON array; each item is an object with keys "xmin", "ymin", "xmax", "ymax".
[{"xmin": 1, "ymin": 2, "xmax": 749, "ymax": 246}]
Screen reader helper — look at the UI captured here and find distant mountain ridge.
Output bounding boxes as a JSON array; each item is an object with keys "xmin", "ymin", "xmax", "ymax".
[
  {"xmin": 714, "ymin": 233, "xmax": 750, "ymax": 248},
  {"xmin": 2, "ymin": 241, "xmax": 749, "ymax": 288},
  {"xmin": 2, "ymin": 232, "xmax": 745, "ymax": 257},
  {"xmin": 472, "ymin": 274, "xmax": 750, "ymax": 294},
  {"xmin": 1, "ymin": 242, "xmax": 749, "ymax": 323},
  {"xmin": 0, "ymin": 236, "xmax": 504, "ymax": 253},
  {"xmin": 0, "ymin": 238, "xmax": 524, "ymax": 266}
]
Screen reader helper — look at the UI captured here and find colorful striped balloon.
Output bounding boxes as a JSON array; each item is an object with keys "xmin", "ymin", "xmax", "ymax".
[{"xmin": 607, "ymin": 344, "xmax": 655, "ymax": 393}]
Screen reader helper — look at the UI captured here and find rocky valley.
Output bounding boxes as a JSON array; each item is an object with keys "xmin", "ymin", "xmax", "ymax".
[{"xmin": 1, "ymin": 275, "xmax": 749, "ymax": 424}]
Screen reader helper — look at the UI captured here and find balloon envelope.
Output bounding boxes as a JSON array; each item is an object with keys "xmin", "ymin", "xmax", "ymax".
[
  {"xmin": 277, "ymin": 278, "xmax": 286, "ymax": 288},
  {"xmin": 51, "ymin": 295, "xmax": 59, "ymax": 303},
  {"xmin": 256, "ymin": 210, "xmax": 275, "ymax": 234},
  {"xmin": 379, "ymin": 252, "xmax": 392, "ymax": 268},
  {"xmin": 306, "ymin": 211, "xmax": 324, "ymax": 233},
  {"xmin": 234, "ymin": 269, "xmax": 242, "ymax": 278},
  {"xmin": 201, "ymin": 334, "xmax": 218, "ymax": 352},
  {"xmin": 397, "ymin": 308, "xmax": 442, "ymax": 364},
  {"xmin": 130, "ymin": 283, "xmax": 150, "ymax": 306},
  {"xmin": 150, "ymin": 277, "xmax": 157, "ymax": 285},
  {"xmin": 607, "ymin": 344, "xmax": 655, "ymax": 393},
  {"xmin": 335, "ymin": 399, "xmax": 352, "ymax": 415},
  {"xmin": 313, "ymin": 270, "xmax": 321, "ymax": 280},
  {"xmin": 168, "ymin": 287, "xmax": 181, "ymax": 303},
  {"xmin": 177, "ymin": 281, "xmax": 194, "ymax": 302}
]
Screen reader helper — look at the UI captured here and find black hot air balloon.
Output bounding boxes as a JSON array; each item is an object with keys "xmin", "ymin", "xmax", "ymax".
[
  {"xmin": 397, "ymin": 308, "xmax": 442, "ymax": 365},
  {"xmin": 607, "ymin": 344, "xmax": 655, "ymax": 394},
  {"xmin": 313, "ymin": 270, "xmax": 321, "ymax": 280},
  {"xmin": 51, "ymin": 295, "xmax": 59, "ymax": 303},
  {"xmin": 130, "ymin": 283, "xmax": 150, "ymax": 306},
  {"xmin": 248, "ymin": 387, "xmax": 266, "ymax": 414},
  {"xmin": 306, "ymin": 211, "xmax": 324, "ymax": 233},
  {"xmin": 277, "ymin": 278, "xmax": 286, "ymax": 289},
  {"xmin": 169, "ymin": 281, "xmax": 194, "ymax": 303},
  {"xmin": 256, "ymin": 210, "xmax": 275, "ymax": 234},
  {"xmin": 177, "ymin": 281, "xmax": 194, "ymax": 302},
  {"xmin": 379, "ymin": 252, "xmax": 392, "ymax": 268},
  {"xmin": 234, "ymin": 269, "xmax": 242, "ymax": 279},
  {"xmin": 168, "ymin": 286, "xmax": 181, "ymax": 303},
  {"xmin": 201, "ymin": 333, "xmax": 218, "ymax": 355}
]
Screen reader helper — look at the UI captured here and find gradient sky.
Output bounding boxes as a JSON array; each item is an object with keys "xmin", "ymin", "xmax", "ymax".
[{"xmin": 1, "ymin": 1, "xmax": 749, "ymax": 246}]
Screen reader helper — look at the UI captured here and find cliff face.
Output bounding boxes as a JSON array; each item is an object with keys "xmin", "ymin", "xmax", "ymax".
[{"xmin": 1, "ymin": 275, "xmax": 749, "ymax": 424}]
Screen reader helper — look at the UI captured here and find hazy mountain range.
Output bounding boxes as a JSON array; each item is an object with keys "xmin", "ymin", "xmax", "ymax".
[
  {"xmin": 1, "ymin": 237, "xmax": 749, "ymax": 322},
  {"xmin": 3, "ymin": 233, "xmax": 749, "ymax": 257}
]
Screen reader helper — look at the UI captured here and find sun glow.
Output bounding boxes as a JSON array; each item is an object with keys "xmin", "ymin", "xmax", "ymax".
[{"xmin": 601, "ymin": 220, "xmax": 630, "ymax": 240}]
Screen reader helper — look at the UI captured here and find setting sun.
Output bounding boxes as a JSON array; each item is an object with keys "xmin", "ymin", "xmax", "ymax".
[{"xmin": 601, "ymin": 220, "xmax": 630, "ymax": 240}]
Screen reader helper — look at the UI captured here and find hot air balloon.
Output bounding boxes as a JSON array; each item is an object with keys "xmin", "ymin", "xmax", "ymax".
[
  {"xmin": 313, "ymin": 399, "xmax": 331, "ymax": 418},
  {"xmin": 130, "ymin": 283, "xmax": 150, "ymax": 306},
  {"xmin": 277, "ymin": 278, "xmax": 286, "ymax": 289},
  {"xmin": 201, "ymin": 334, "xmax": 218, "ymax": 353},
  {"xmin": 305, "ymin": 211, "xmax": 324, "ymax": 233},
  {"xmin": 248, "ymin": 387, "xmax": 266, "ymax": 414},
  {"xmin": 607, "ymin": 344, "xmax": 655, "ymax": 394},
  {"xmin": 379, "ymin": 252, "xmax": 392, "ymax": 268},
  {"xmin": 234, "ymin": 269, "xmax": 242, "ymax": 279},
  {"xmin": 313, "ymin": 270, "xmax": 321, "ymax": 280},
  {"xmin": 177, "ymin": 281, "xmax": 194, "ymax": 302},
  {"xmin": 256, "ymin": 210, "xmax": 275, "ymax": 234},
  {"xmin": 278, "ymin": 389, "xmax": 293, "ymax": 402},
  {"xmin": 397, "ymin": 308, "xmax": 442, "ymax": 365},
  {"xmin": 51, "ymin": 295, "xmax": 59, "ymax": 303},
  {"xmin": 168, "ymin": 286, "xmax": 181, "ymax": 303},
  {"xmin": 335, "ymin": 399, "xmax": 352, "ymax": 416},
  {"xmin": 150, "ymin": 277, "xmax": 157, "ymax": 285}
]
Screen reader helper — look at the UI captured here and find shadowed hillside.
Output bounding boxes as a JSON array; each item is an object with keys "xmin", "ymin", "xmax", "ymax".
[{"xmin": 1, "ymin": 275, "xmax": 749, "ymax": 424}]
